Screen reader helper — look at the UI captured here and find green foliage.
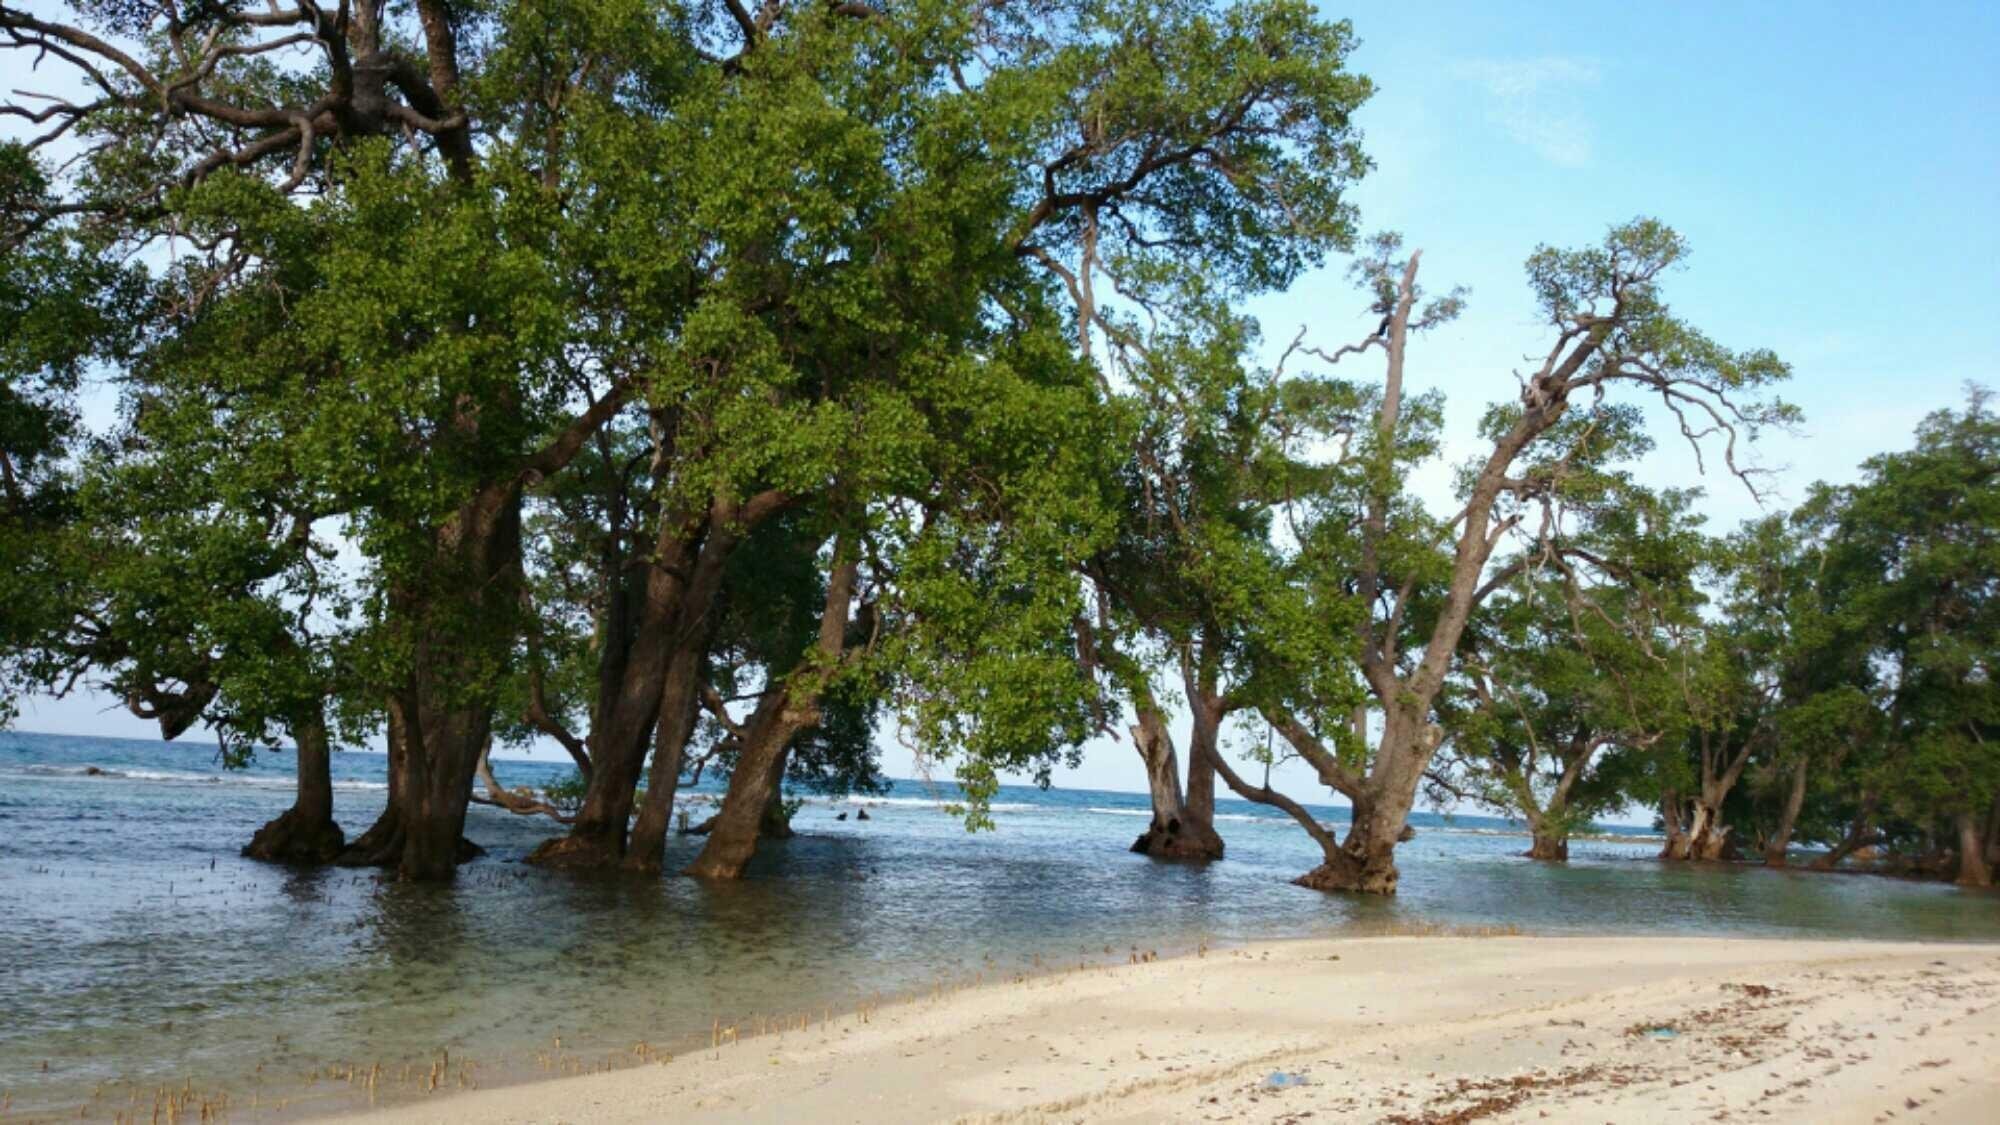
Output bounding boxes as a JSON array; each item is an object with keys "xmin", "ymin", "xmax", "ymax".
[
  {"xmin": 1579, "ymin": 388, "xmax": 1995, "ymax": 867},
  {"xmin": 1826, "ymin": 389, "xmax": 1999, "ymax": 827},
  {"xmin": 1438, "ymin": 484, "xmax": 1712, "ymax": 835},
  {"xmin": 994, "ymin": 0, "xmax": 1372, "ymax": 295},
  {"xmin": 0, "ymin": 148, "xmax": 146, "ymax": 726},
  {"xmin": 15, "ymin": 1, "xmax": 1984, "ymax": 889},
  {"xmin": 539, "ymin": 768, "xmax": 591, "ymax": 817}
]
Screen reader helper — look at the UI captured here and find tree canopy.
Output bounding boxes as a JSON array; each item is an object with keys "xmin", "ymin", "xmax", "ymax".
[{"xmin": 2, "ymin": 0, "xmax": 1992, "ymax": 893}]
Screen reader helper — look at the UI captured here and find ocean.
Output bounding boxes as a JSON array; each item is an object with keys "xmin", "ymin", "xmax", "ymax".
[{"xmin": 2, "ymin": 728, "xmax": 1995, "ymax": 1119}]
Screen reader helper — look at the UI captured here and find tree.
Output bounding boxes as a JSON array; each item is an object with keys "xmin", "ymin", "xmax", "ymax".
[
  {"xmin": 3, "ymin": 0, "xmax": 725, "ymax": 879},
  {"xmin": 1440, "ymin": 486, "xmax": 1707, "ymax": 860},
  {"xmin": 1714, "ymin": 502, "xmax": 1875, "ymax": 868},
  {"xmin": 667, "ymin": 510, "xmax": 890, "ymax": 851},
  {"xmin": 678, "ymin": 283, "xmax": 1112, "ymax": 880},
  {"xmin": 1008, "ymin": 0, "xmax": 1372, "ymax": 862},
  {"xmin": 1825, "ymin": 390, "xmax": 1999, "ymax": 886},
  {"xmin": 3, "ymin": 141, "xmax": 361, "ymax": 861},
  {"xmin": 3, "ymin": 0, "xmax": 1378, "ymax": 884},
  {"xmin": 1078, "ymin": 304, "xmax": 1363, "ymax": 860},
  {"xmin": 73, "ymin": 374, "xmax": 352, "ymax": 864},
  {"xmin": 656, "ymin": 0, "xmax": 1375, "ymax": 880},
  {"xmin": 1219, "ymin": 222, "xmax": 1792, "ymax": 894},
  {"xmin": 0, "ymin": 146, "xmax": 138, "ymax": 725}
]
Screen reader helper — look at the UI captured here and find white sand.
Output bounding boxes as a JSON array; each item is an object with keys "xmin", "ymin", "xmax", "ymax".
[{"xmin": 337, "ymin": 935, "xmax": 2000, "ymax": 1124}]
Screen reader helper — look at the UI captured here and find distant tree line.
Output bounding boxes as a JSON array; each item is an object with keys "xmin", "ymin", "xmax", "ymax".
[
  {"xmin": 1426, "ymin": 391, "xmax": 1998, "ymax": 887},
  {"xmin": 2, "ymin": 0, "xmax": 1989, "ymax": 891}
]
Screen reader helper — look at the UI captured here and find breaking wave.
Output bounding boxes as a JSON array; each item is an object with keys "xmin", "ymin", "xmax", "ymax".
[{"xmin": 4, "ymin": 763, "xmax": 388, "ymax": 792}]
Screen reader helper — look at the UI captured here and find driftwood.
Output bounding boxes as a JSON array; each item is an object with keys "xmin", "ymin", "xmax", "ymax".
[{"xmin": 472, "ymin": 749, "xmax": 574, "ymax": 824}]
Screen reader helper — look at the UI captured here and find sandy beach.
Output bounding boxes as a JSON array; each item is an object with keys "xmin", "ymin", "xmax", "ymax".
[{"xmin": 334, "ymin": 934, "xmax": 2000, "ymax": 1124}]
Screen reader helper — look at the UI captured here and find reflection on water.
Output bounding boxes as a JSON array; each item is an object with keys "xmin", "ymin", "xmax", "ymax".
[{"xmin": 1, "ymin": 731, "xmax": 1995, "ymax": 1118}]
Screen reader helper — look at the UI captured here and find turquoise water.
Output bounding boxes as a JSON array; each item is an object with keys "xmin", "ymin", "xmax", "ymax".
[{"xmin": 1, "ymin": 729, "xmax": 1995, "ymax": 1119}]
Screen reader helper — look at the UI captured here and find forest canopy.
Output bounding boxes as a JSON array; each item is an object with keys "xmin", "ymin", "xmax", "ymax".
[{"xmin": 1, "ymin": 0, "xmax": 1992, "ymax": 893}]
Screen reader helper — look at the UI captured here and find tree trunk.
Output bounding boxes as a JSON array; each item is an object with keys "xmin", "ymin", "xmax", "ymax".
[
  {"xmin": 1659, "ymin": 793, "xmax": 1688, "ymax": 860},
  {"xmin": 1295, "ymin": 794, "xmax": 1405, "ymax": 894},
  {"xmin": 1983, "ymin": 793, "xmax": 2000, "ymax": 868},
  {"xmin": 337, "ymin": 487, "xmax": 518, "ymax": 881},
  {"xmin": 1811, "ymin": 802, "xmax": 1879, "ymax": 871},
  {"xmin": 1182, "ymin": 703, "xmax": 1223, "ymax": 858},
  {"xmin": 1662, "ymin": 784, "xmax": 1738, "ymax": 862},
  {"xmin": 684, "ymin": 546, "xmax": 857, "ymax": 881},
  {"xmin": 1127, "ymin": 705, "xmax": 1190, "ymax": 855},
  {"xmin": 528, "ymin": 504, "xmax": 743, "ymax": 870},
  {"xmin": 1521, "ymin": 809, "xmax": 1567, "ymax": 861},
  {"xmin": 1696, "ymin": 827, "xmax": 1738, "ymax": 861},
  {"xmin": 1292, "ymin": 710, "xmax": 1436, "ymax": 895},
  {"xmin": 621, "ymin": 641, "xmax": 706, "ymax": 874},
  {"xmin": 339, "ymin": 705, "xmax": 409, "ymax": 867},
  {"xmin": 525, "ymin": 625, "xmax": 690, "ymax": 871},
  {"xmin": 1292, "ymin": 714, "xmax": 1429, "ymax": 894},
  {"xmin": 393, "ymin": 690, "xmax": 492, "ymax": 881},
  {"xmin": 243, "ymin": 712, "xmax": 345, "ymax": 865},
  {"xmin": 405, "ymin": 486, "xmax": 521, "ymax": 880},
  {"xmin": 340, "ymin": 703, "xmax": 484, "ymax": 873},
  {"xmin": 760, "ymin": 785, "xmax": 797, "ymax": 840},
  {"xmin": 529, "ymin": 706, "xmax": 653, "ymax": 869},
  {"xmin": 1955, "ymin": 811, "xmax": 1993, "ymax": 888},
  {"xmin": 1683, "ymin": 803, "xmax": 1736, "ymax": 861},
  {"xmin": 1525, "ymin": 832, "xmax": 1569, "ymax": 861},
  {"xmin": 684, "ymin": 695, "xmax": 803, "ymax": 880},
  {"xmin": 1127, "ymin": 704, "xmax": 1222, "ymax": 860},
  {"xmin": 1762, "ymin": 758, "xmax": 1810, "ymax": 867},
  {"xmin": 524, "ymin": 552, "xmax": 648, "ymax": 868},
  {"xmin": 1517, "ymin": 763, "xmax": 1578, "ymax": 862}
]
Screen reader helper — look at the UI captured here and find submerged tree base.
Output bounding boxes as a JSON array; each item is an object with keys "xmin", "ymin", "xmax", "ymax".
[
  {"xmin": 761, "ymin": 805, "xmax": 797, "ymax": 841},
  {"xmin": 524, "ymin": 832, "xmax": 624, "ymax": 871},
  {"xmin": 334, "ymin": 811, "xmax": 484, "ymax": 872},
  {"xmin": 335, "ymin": 810, "xmax": 405, "ymax": 868},
  {"xmin": 242, "ymin": 809, "xmax": 346, "ymax": 865},
  {"xmin": 1661, "ymin": 829, "xmax": 1741, "ymax": 863},
  {"xmin": 1955, "ymin": 814, "xmax": 1994, "ymax": 888},
  {"xmin": 1130, "ymin": 819, "xmax": 1224, "ymax": 861},
  {"xmin": 677, "ymin": 806, "xmax": 796, "ymax": 880},
  {"xmin": 684, "ymin": 852, "xmax": 751, "ymax": 880},
  {"xmin": 1525, "ymin": 835, "xmax": 1569, "ymax": 861},
  {"xmin": 1294, "ymin": 859, "xmax": 1399, "ymax": 896},
  {"xmin": 618, "ymin": 850, "xmax": 667, "ymax": 876}
]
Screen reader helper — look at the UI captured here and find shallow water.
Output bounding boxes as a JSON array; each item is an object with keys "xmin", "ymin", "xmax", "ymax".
[{"xmin": 1, "ymin": 730, "xmax": 1995, "ymax": 1119}]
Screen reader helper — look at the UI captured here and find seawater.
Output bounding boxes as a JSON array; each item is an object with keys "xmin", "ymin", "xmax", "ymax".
[{"xmin": 2, "ymin": 729, "xmax": 1996, "ymax": 1119}]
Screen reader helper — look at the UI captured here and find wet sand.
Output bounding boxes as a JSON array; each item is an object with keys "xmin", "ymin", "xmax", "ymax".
[{"xmin": 335, "ymin": 934, "xmax": 2000, "ymax": 1123}]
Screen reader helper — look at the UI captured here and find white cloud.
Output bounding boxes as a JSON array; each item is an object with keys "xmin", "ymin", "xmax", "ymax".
[{"xmin": 1454, "ymin": 57, "xmax": 1602, "ymax": 167}]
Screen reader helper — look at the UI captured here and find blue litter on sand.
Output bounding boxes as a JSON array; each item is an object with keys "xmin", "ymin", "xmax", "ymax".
[
  {"xmin": 1264, "ymin": 1071, "xmax": 1311, "ymax": 1088},
  {"xmin": 1644, "ymin": 1027, "xmax": 1679, "ymax": 1040}
]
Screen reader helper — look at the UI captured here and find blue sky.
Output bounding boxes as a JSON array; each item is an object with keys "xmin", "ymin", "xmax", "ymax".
[
  {"xmin": 1267, "ymin": 0, "xmax": 2000, "ymax": 528},
  {"xmin": 15, "ymin": 2, "xmax": 1999, "ymax": 813}
]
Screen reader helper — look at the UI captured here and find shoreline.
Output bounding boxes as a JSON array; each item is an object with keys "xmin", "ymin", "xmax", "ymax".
[{"xmin": 329, "ymin": 933, "xmax": 2000, "ymax": 1124}]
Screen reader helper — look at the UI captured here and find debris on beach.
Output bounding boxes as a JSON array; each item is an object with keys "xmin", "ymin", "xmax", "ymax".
[{"xmin": 1264, "ymin": 1070, "xmax": 1311, "ymax": 1089}]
